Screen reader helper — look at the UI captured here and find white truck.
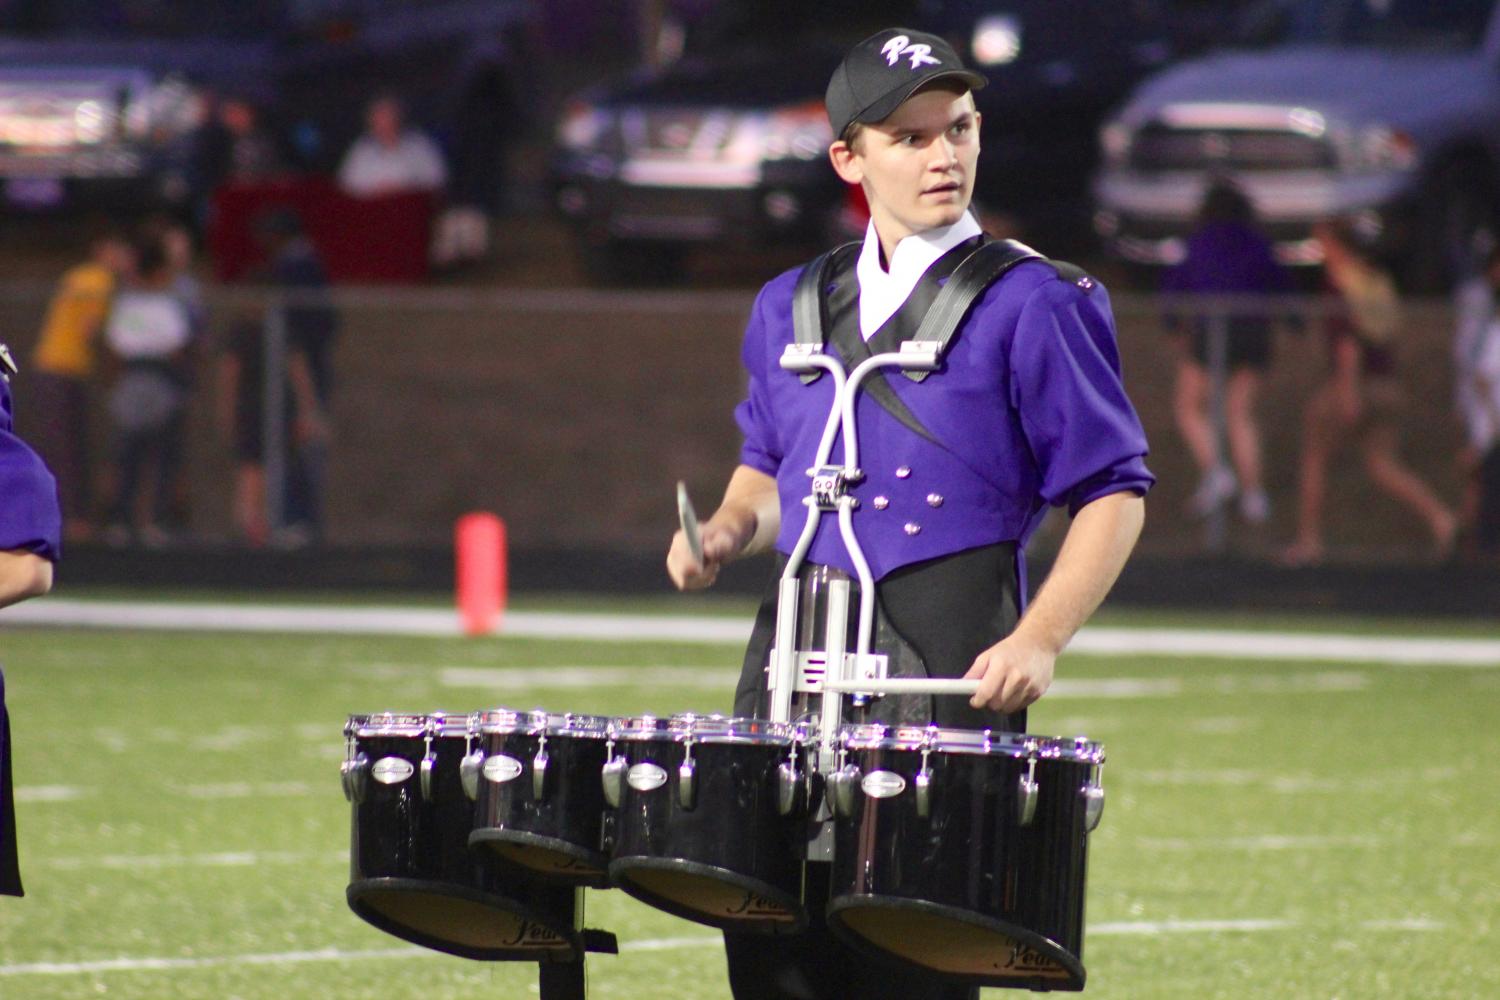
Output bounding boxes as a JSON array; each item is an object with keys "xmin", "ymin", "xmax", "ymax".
[{"xmin": 1092, "ymin": 0, "xmax": 1500, "ymax": 290}]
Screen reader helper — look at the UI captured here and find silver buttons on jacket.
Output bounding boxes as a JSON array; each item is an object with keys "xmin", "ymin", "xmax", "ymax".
[
  {"xmin": 904, "ymin": 523, "xmax": 921, "ymax": 536},
  {"xmin": 895, "ymin": 466, "xmax": 911, "ymax": 479},
  {"xmin": 872, "ymin": 496, "xmax": 889, "ymax": 510},
  {"xmin": 926, "ymin": 493, "xmax": 944, "ymax": 508}
]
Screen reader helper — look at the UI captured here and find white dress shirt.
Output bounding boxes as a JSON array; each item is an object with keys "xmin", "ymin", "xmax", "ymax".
[{"xmin": 854, "ymin": 212, "xmax": 983, "ymax": 339}]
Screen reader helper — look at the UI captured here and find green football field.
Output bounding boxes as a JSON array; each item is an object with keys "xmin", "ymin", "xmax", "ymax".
[{"xmin": 0, "ymin": 595, "xmax": 1496, "ymax": 999}]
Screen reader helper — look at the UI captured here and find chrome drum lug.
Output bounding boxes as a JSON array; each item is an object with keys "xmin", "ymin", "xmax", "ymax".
[
  {"xmin": 601, "ymin": 756, "xmax": 628, "ymax": 809},
  {"xmin": 459, "ymin": 750, "xmax": 485, "ymax": 801}
]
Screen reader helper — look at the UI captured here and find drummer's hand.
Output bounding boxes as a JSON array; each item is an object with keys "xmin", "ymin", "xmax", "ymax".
[
  {"xmin": 666, "ymin": 520, "xmax": 744, "ymax": 591},
  {"xmin": 963, "ymin": 634, "xmax": 1056, "ymax": 714}
]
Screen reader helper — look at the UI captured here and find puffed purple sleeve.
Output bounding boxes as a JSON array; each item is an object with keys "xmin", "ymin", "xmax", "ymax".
[
  {"xmin": 734, "ymin": 288, "xmax": 783, "ymax": 477},
  {"xmin": 1008, "ymin": 279, "xmax": 1154, "ymax": 514},
  {"xmin": 0, "ymin": 407, "xmax": 62, "ymax": 562}
]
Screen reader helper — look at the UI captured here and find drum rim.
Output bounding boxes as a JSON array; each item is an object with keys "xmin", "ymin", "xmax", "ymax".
[
  {"xmin": 467, "ymin": 828, "xmax": 611, "ymax": 888},
  {"xmin": 610, "ymin": 714, "xmax": 797, "ymax": 744},
  {"xmin": 838, "ymin": 724, "xmax": 1104, "ymax": 762},
  {"xmin": 607, "ymin": 856, "xmax": 809, "ymax": 934},
  {"xmin": 345, "ymin": 877, "xmax": 581, "ymax": 961},
  {"xmin": 824, "ymin": 891, "xmax": 1086, "ymax": 989},
  {"xmin": 476, "ymin": 709, "xmax": 613, "ymax": 737},
  {"xmin": 347, "ymin": 713, "xmax": 470, "ymax": 738}
]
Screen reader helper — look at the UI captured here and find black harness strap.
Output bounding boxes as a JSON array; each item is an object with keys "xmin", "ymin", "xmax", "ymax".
[
  {"xmin": 791, "ymin": 242, "xmax": 860, "ymax": 383},
  {"xmin": 902, "ymin": 238, "xmax": 1044, "ymax": 382},
  {"xmin": 788, "ymin": 236, "xmax": 1096, "ymax": 444}
]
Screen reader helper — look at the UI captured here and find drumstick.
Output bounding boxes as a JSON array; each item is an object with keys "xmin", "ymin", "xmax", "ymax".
[
  {"xmin": 821, "ymin": 677, "xmax": 981, "ymax": 696},
  {"xmin": 676, "ymin": 480, "xmax": 704, "ymax": 567}
]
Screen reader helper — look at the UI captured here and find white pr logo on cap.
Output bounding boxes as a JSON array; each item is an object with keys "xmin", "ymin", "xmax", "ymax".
[{"xmin": 881, "ymin": 36, "xmax": 940, "ymax": 70}]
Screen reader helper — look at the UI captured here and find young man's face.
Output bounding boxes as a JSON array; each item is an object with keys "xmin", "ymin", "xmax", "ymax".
[{"xmin": 830, "ymin": 86, "xmax": 980, "ymax": 246}]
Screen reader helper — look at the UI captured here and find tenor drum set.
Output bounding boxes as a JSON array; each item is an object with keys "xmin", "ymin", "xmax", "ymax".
[{"xmin": 340, "ymin": 341, "xmax": 1108, "ymax": 995}]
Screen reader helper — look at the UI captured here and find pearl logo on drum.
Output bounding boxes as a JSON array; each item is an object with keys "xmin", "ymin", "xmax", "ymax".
[
  {"xmin": 626, "ymin": 762, "xmax": 669, "ymax": 792},
  {"xmin": 860, "ymin": 770, "xmax": 906, "ymax": 798},
  {"xmin": 370, "ymin": 756, "xmax": 414, "ymax": 785},
  {"xmin": 482, "ymin": 754, "xmax": 524, "ymax": 783}
]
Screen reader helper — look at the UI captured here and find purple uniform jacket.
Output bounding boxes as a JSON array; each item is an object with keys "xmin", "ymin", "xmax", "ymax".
[
  {"xmin": 0, "ymin": 376, "xmax": 62, "ymax": 563},
  {"xmin": 735, "ymin": 257, "xmax": 1153, "ymax": 595}
]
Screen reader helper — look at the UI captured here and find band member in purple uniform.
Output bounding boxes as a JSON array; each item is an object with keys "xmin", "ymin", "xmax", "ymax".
[
  {"xmin": 665, "ymin": 27, "xmax": 1152, "ymax": 1000},
  {"xmin": 1, "ymin": 341, "xmax": 63, "ymax": 897}
]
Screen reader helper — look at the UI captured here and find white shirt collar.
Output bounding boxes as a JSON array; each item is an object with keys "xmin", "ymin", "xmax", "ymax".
[{"xmin": 854, "ymin": 213, "xmax": 983, "ymax": 339}]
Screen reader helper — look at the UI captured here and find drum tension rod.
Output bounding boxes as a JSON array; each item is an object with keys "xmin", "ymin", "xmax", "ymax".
[
  {"xmin": 915, "ymin": 737, "xmax": 934, "ymax": 819},
  {"xmin": 533, "ymin": 732, "xmax": 550, "ymax": 800},
  {"xmin": 419, "ymin": 726, "xmax": 437, "ymax": 802},
  {"xmin": 677, "ymin": 737, "xmax": 697, "ymax": 810}
]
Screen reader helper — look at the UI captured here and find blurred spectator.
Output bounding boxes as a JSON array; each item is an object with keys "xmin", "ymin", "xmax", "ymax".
[
  {"xmin": 337, "ymin": 94, "xmax": 449, "ymax": 198},
  {"xmin": 216, "ymin": 209, "xmax": 336, "ymax": 548},
  {"xmin": 154, "ymin": 217, "xmax": 208, "ymax": 336},
  {"xmin": 189, "ymin": 93, "xmax": 287, "ymax": 231},
  {"xmin": 1162, "ymin": 178, "xmax": 1290, "ymax": 525},
  {"xmin": 1282, "ymin": 221, "xmax": 1457, "ymax": 565},
  {"xmin": 198, "ymin": 94, "xmax": 286, "ymax": 188},
  {"xmin": 437, "ymin": 45, "xmax": 522, "ymax": 267},
  {"xmin": 1453, "ymin": 240, "xmax": 1500, "ymax": 558},
  {"xmin": 26, "ymin": 226, "xmax": 134, "ymax": 542},
  {"xmin": 99, "ymin": 236, "xmax": 197, "ymax": 547},
  {"xmin": 216, "ymin": 312, "xmax": 271, "ymax": 547},
  {"xmin": 141, "ymin": 215, "xmax": 208, "ymax": 531}
]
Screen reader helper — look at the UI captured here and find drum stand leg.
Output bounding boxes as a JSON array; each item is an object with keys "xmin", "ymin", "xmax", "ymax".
[
  {"xmin": 533, "ymin": 888, "xmax": 618, "ymax": 1000},
  {"xmin": 538, "ymin": 960, "xmax": 585, "ymax": 1000}
]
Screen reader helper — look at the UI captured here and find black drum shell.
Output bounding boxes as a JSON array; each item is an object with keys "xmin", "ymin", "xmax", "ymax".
[
  {"xmin": 608, "ymin": 737, "xmax": 806, "ymax": 934},
  {"xmin": 347, "ymin": 730, "xmax": 580, "ymax": 961},
  {"xmin": 826, "ymin": 745, "xmax": 1091, "ymax": 990},
  {"xmin": 469, "ymin": 730, "xmax": 611, "ymax": 887}
]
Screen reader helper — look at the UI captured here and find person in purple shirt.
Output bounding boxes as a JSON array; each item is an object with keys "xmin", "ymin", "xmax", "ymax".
[
  {"xmin": 1, "ymin": 341, "xmax": 63, "ymax": 898},
  {"xmin": 664, "ymin": 27, "xmax": 1151, "ymax": 1000},
  {"xmin": 1162, "ymin": 177, "xmax": 1291, "ymax": 525}
]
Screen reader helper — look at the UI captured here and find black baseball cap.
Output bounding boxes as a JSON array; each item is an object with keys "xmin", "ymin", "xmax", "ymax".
[{"xmin": 825, "ymin": 27, "xmax": 987, "ymax": 141}]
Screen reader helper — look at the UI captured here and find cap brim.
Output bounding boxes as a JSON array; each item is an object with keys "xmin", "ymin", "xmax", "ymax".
[{"xmin": 853, "ymin": 68, "xmax": 988, "ymax": 129}]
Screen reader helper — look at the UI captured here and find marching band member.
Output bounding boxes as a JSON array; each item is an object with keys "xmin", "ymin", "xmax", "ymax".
[
  {"xmin": 1, "ymin": 339, "xmax": 63, "ymax": 897},
  {"xmin": 665, "ymin": 27, "xmax": 1153, "ymax": 999}
]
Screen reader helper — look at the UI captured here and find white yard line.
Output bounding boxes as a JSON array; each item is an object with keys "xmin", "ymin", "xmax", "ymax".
[
  {"xmin": 1137, "ymin": 835, "xmax": 1383, "ymax": 852},
  {"xmin": 5, "ymin": 599, "xmax": 1499, "ymax": 666},
  {"xmin": 43, "ymin": 850, "xmax": 346, "ymax": 871},
  {"xmin": 12, "ymin": 785, "xmax": 87, "ymax": 803},
  {"xmin": 0, "ymin": 916, "xmax": 1441, "ymax": 977}
]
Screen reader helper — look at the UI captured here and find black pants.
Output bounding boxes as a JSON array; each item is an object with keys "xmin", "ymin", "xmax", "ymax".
[
  {"xmin": 1, "ymin": 667, "xmax": 21, "ymax": 897},
  {"xmin": 725, "ymin": 864, "xmax": 975, "ymax": 1000}
]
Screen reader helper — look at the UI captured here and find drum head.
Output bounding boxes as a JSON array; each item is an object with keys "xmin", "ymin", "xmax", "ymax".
[
  {"xmin": 346, "ymin": 878, "xmax": 578, "ymax": 961},
  {"xmin": 468, "ymin": 829, "xmax": 610, "ymax": 887},
  {"xmin": 608, "ymin": 858, "xmax": 806, "ymax": 934},
  {"xmin": 825, "ymin": 894, "xmax": 1085, "ymax": 991}
]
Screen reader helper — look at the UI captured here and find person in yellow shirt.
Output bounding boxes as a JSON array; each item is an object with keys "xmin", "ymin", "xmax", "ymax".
[{"xmin": 27, "ymin": 229, "xmax": 134, "ymax": 541}]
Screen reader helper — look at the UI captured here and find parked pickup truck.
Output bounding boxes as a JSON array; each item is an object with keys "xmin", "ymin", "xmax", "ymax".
[{"xmin": 1092, "ymin": 0, "xmax": 1500, "ymax": 290}]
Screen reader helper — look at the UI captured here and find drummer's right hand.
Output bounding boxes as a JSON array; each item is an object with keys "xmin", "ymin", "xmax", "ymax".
[{"xmin": 666, "ymin": 522, "xmax": 741, "ymax": 591}]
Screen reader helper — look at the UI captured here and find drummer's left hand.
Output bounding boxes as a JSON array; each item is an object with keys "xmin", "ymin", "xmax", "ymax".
[{"xmin": 963, "ymin": 635, "xmax": 1056, "ymax": 714}]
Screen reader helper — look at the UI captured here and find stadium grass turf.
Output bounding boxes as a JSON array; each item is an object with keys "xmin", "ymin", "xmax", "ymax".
[{"xmin": 0, "ymin": 612, "xmax": 1495, "ymax": 999}]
